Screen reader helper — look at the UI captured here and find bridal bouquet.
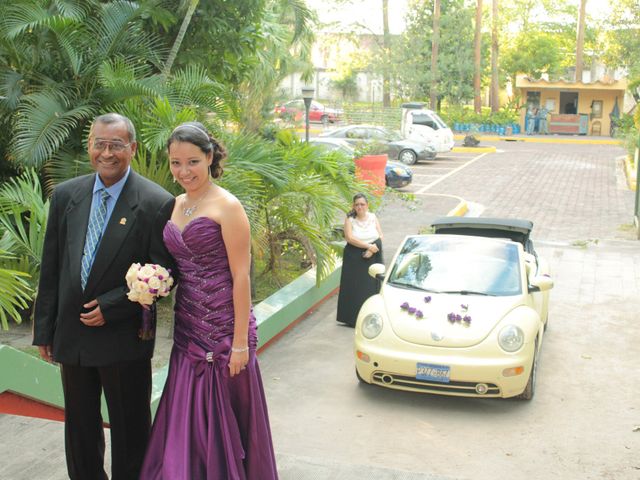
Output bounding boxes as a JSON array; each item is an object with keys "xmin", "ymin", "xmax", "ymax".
[{"xmin": 125, "ymin": 263, "xmax": 174, "ymax": 339}]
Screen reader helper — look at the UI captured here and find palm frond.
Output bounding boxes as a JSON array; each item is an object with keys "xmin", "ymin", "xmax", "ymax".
[
  {"xmin": 220, "ymin": 131, "xmax": 288, "ymax": 188},
  {"xmin": 3, "ymin": 2, "xmax": 51, "ymax": 39},
  {"xmin": 12, "ymin": 92, "xmax": 95, "ymax": 167},
  {"xmin": 0, "ymin": 168, "xmax": 44, "ymax": 213},
  {"xmin": 98, "ymin": 57, "xmax": 161, "ymax": 103},
  {"xmin": 131, "ymin": 148, "xmax": 180, "ymax": 195},
  {"xmin": 44, "ymin": 149, "xmax": 94, "ymax": 187},
  {"xmin": 91, "ymin": 1, "xmax": 165, "ymax": 68},
  {"xmin": 47, "ymin": 16, "xmax": 87, "ymax": 76},
  {"xmin": 167, "ymin": 65, "xmax": 228, "ymax": 119},
  {"xmin": 138, "ymin": 98, "xmax": 199, "ymax": 152},
  {"xmin": 0, "ymin": 70, "xmax": 24, "ymax": 110},
  {"xmin": 0, "ymin": 251, "xmax": 32, "ymax": 330},
  {"xmin": 52, "ymin": 0, "xmax": 95, "ymax": 20},
  {"xmin": 0, "ymin": 169, "xmax": 49, "ymax": 272}
]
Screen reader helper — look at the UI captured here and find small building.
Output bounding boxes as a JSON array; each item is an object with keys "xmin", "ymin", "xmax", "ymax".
[{"xmin": 515, "ymin": 75, "xmax": 627, "ymax": 136}]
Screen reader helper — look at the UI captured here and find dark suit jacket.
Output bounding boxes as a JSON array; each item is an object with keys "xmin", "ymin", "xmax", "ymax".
[{"xmin": 33, "ymin": 171, "xmax": 176, "ymax": 366}]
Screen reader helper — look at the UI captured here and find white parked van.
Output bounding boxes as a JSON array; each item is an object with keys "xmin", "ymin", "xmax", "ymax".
[{"xmin": 400, "ymin": 102, "xmax": 455, "ymax": 156}]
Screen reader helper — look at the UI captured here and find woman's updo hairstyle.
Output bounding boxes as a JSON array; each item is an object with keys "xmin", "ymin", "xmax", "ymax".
[{"xmin": 167, "ymin": 121, "xmax": 227, "ymax": 179}]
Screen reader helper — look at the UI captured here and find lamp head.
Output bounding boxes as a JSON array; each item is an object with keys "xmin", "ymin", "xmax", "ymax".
[{"xmin": 301, "ymin": 86, "xmax": 315, "ymax": 100}]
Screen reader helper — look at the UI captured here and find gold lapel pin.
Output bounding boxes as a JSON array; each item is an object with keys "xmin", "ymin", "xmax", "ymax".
[{"xmin": 119, "ymin": 217, "xmax": 127, "ymax": 225}]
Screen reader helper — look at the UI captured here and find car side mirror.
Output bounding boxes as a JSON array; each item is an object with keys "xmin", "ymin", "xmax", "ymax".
[
  {"xmin": 368, "ymin": 263, "xmax": 386, "ymax": 281},
  {"xmin": 528, "ymin": 275, "xmax": 553, "ymax": 292}
]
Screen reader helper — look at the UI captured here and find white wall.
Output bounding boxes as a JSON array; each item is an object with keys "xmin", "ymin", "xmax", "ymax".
[{"xmin": 277, "ymin": 70, "xmax": 383, "ymax": 104}]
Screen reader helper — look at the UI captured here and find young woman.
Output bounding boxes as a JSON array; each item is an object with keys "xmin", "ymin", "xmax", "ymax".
[
  {"xmin": 336, "ymin": 193, "xmax": 384, "ymax": 328},
  {"xmin": 140, "ymin": 122, "xmax": 278, "ymax": 479}
]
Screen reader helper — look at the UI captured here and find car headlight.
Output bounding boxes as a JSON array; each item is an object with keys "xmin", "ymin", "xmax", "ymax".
[
  {"xmin": 362, "ymin": 313, "xmax": 383, "ymax": 339},
  {"xmin": 498, "ymin": 325, "xmax": 524, "ymax": 352},
  {"xmin": 392, "ymin": 167, "xmax": 407, "ymax": 175}
]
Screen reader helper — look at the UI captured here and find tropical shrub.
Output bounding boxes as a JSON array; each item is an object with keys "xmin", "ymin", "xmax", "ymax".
[
  {"xmin": 0, "ymin": 253, "xmax": 32, "ymax": 330},
  {"xmin": 0, "ymin": 169, "xmax": 47, "ymax": 327}
]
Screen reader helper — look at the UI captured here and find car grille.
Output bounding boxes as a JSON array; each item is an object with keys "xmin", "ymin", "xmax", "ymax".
[{"xmin": 371, "ymin": 371, "xmax": 501, "ymax": 397}]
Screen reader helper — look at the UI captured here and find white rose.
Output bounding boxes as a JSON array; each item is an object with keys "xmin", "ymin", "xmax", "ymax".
[
  {"xmin": 125, "ymin": 264, "xmax": 140, "ymax": 285},
  {"xmin": 158, "ymin": 288, "xmax": 171, "ymax": 297},
  {"xmin": 133, "ymin": 280, "xmax": 148, "ymax": 293},
  {"xmin": 127, "ymin": 290, "xmax": 140, "ymax": 302},
  {"xmin": 156, "ymin": 266, "xmax": 170, "ymax": 280},
  {"xmin": 166, "ymin": 277, "xmax": 174, "ymax": 288},
  {"xmin": 138, "ymin": 292, "xmax": 155, "ymax": 305},
  {"xmin": 147, "ymin": 277, "xmax": 162, "ymax": 289},
  {"xmin": 139, "ymin": 264, "xmax": 155, "ymax": 279}
]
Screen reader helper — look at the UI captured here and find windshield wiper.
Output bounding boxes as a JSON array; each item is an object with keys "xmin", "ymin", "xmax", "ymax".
[
  {"xmin": 435, "ymin": 290, "xmax": 495, "ymax": 296},
  {"xmin": 387, "ymin": 281, "xmax": 433, "ymax": 292}
]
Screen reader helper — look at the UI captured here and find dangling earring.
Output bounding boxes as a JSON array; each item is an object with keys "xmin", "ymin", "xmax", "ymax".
[{"xmin": 172, "ymin": 176, "xmax": 177, "ymax": 183}]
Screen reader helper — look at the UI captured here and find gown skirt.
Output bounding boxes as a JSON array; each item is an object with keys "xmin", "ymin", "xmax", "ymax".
[
  {"xmin": 140, "ymin": 217, "xmax": 278, "ymax": 480},
  {"xmin": 336, "ymin": 238, "xmax": 383, "ymax": 327}
]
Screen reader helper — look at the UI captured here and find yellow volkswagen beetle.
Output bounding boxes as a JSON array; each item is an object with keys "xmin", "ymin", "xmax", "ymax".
[{"xmin": 354, "ymin": 217, "xmax": 553, "ymax": 400}]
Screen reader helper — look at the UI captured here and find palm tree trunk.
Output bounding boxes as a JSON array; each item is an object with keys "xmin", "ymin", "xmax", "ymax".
[
  {"xmin": 490, "ymin": 0, "xmax": 499, "ymax": 112},
  {"xmin": 163, "ymin": 0, "xmax": 200, "ymax": 77},
  {"xmin": 430, "ymin": 0, "xmax": 440, "ymax": 111},
  {"xmin": 575, "ymin": 0, "xmax": 587, "ymax": 82},
  {"xmin": 473, "ymin": 0, "xmax": 483, "ymax": 114},
  {"xmin": 382, "ymin": 0, "xmax": 391, "ymax": 107}
]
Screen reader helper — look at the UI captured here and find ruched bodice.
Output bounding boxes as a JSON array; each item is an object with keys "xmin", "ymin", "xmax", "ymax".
[{"xmin": 163, "ymin": 216, "xmax": 257, "ymax": 353}]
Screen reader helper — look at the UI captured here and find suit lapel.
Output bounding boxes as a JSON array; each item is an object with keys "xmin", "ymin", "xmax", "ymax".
[
  {"xmin": 84, "ymin": 172, "xmax": 140, "ymax": 295},
  {"xmin": 66, "ymin": 176, "xmax": 95, "ymax": 294}
]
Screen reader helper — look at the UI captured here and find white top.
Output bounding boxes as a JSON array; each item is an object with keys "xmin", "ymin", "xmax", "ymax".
[{"xmin": 349, "ymin": 212, "xmax": 379, "ymax": 243}]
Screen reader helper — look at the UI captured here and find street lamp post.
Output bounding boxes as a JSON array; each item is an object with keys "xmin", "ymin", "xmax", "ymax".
[{"xmin": 301, "ymin": 86, "xmax": 315, "ymax": 143}]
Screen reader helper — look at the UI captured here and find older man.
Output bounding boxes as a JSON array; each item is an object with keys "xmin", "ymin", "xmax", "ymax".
[{"xmin": 33, "ymin": 113, "xmax": 175, "ymax": 479}]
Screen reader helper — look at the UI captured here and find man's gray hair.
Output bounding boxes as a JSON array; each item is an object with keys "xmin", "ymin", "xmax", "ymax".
[{"xmin": 90, "ymin": 113, "xmax": 136, "ymax": 143}]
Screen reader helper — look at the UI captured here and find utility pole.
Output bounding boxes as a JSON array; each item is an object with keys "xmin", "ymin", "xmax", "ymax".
[
  {"xmin": 473, "ymin": 0, "xmax": 483, "ymax": 114},
  {"xmin": 575, "ymin": 0, "xmax": 587, "ymax": 82},
  {"xmin": 430, "ymin": 0, "xmax": 441, "ymax": 111}
]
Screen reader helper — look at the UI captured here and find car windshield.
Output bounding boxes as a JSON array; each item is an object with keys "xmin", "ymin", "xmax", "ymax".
[{"xmin": 387, "ymin": 236, "xmax": 522, "ymax": 296}]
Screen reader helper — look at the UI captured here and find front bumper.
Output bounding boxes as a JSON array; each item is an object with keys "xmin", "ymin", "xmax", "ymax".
[{"xmin": 355, "ymin": 337, "xmax": 535, "ymax": 398}]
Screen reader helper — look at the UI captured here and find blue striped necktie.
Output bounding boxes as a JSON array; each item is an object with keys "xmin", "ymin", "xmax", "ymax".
[{"xmin": 81, "ymin": 189, "xmax": 109, "ymax": 289}]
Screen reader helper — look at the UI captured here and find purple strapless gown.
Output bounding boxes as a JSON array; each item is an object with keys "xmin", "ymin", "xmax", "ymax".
[{"xmin": 140, "ymin": 217, "xmax": 278, "ymax": 480}]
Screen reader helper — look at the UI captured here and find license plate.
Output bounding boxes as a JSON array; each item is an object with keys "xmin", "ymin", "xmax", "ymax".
[{"xmin": 416, "ymin": 362, "xmax": 450, "ymax": 383}]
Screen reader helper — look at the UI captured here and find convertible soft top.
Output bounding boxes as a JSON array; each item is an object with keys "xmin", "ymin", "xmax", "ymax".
[{"xmin": 431, "ymin": 217, "xmax": 534, "ymax": 251}]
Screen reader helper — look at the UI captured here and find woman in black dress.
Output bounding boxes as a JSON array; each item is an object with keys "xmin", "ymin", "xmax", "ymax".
[{"xmin": 336, "ymin": 193, "xmax": 384, "ymax": 327}]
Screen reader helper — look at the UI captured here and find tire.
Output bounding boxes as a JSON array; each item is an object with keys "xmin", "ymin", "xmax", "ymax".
[
  {"xmin": 398, "ymin": 149, "xmax": 417, "ymax": 165},
  {"xmin": 516, "ymin": 341, "xmax": 538, "ymax": 400}
]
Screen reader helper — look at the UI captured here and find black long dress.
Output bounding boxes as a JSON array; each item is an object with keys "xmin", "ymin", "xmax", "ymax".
[{"xmin": 336, "ymin": 237, "xmax": 383, "ymax": 327}]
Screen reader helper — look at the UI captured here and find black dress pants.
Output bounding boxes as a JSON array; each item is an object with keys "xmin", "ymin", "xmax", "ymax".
[{"xmin": 60, "ymin": 359, "xmax": 152, "ymax": 480}]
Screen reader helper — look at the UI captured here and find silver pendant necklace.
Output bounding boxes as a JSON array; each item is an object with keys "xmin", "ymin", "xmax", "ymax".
[{"xmin": 182, "ymin": 186, "xmax": 211, "ymax": 217}]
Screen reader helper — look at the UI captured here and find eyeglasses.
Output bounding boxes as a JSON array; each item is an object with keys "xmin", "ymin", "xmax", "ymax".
[{"xmin": 92, "ymin": 140, "xmax": 131, "ymax": 153}]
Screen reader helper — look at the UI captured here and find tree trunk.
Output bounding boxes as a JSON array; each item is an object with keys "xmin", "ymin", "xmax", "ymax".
[
  {"xmin": 430, "ymin": 0, "xmax": 441, "ymax": 110},
  {"xmin": 382, "ymin": 0, "xmax": 391, "ymax": 107},
  {"xmin": 575, "ymin": 0, "xmax": 587, "ymax": 83},
  {"xmin": 490, "ymin": 0, "xmax": 499, "ymax": 112},
  {"xmin": 473, "ymin": 0, "xmax": 483, "ymax": 114},
  {"xmin": 163, "ymin": 0, "xmax": 200, "ymax": 77}
]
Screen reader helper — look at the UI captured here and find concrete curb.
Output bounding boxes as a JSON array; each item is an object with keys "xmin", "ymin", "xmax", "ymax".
[
  {"xmin": 453, "ymin": 133, "xmax": 620, "ymax": 145},
  {"xmin": 623, "ymin": 155, "xmax": 637, "ymax": 191},
  {"xmin": 452, "ymin": 146, "xmax": 496, "ymax": 153},
  {"xmin": 448, "ymin": 198, "xmax": 468, "ymax": 216}
]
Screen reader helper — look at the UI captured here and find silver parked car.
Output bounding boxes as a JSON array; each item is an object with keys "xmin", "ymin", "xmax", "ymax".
[{"xmin": 319, "ymin": 124, "xmax": 436, "ymax": 165}]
